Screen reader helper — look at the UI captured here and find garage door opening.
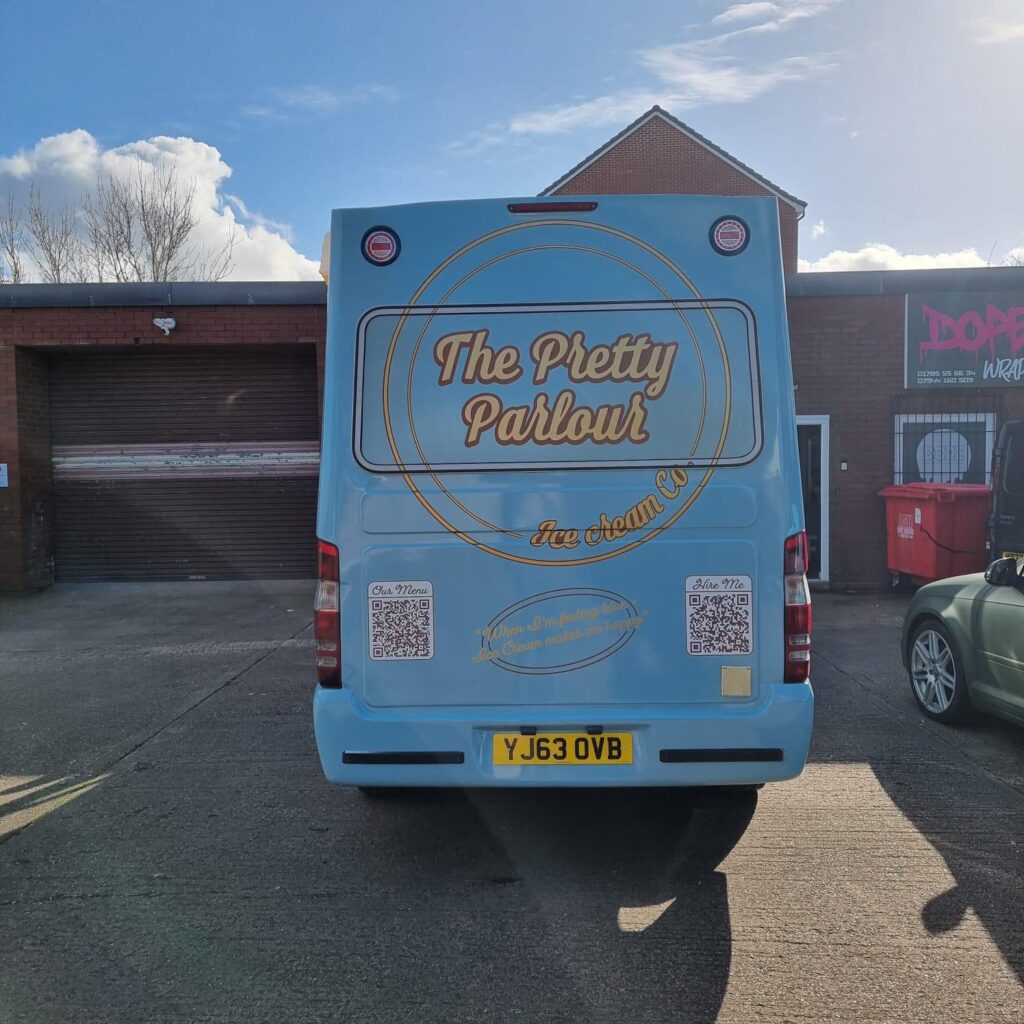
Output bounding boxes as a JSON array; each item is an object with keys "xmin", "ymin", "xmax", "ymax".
[{"xmin": 49, "ymin": 346, "xmax": 319, "ymax": 582}]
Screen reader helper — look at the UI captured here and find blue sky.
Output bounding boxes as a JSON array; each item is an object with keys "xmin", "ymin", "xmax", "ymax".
[{"xmin": 3, "ymin": 0, "xmax": 1024, "ymax": 276}]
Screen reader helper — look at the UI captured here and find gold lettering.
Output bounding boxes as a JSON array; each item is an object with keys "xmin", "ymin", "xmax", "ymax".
[
  {"xmin": 583, "ymin": 344, "xmax": 613, "ymax": 377},
  {"xmin": 655, "ymin": 466, "xmax": 689, "ymax": 499},
  {"xmin": 640, "ymin": 339, "xmax": 677, "ymax": 399},
  {"xmin": 530, "ymin": 520, "xmax": 580, "ymax": 549},
  {"xmin": 459, "ymin": 390, "xmax": 650, "ymax": 448},
  {"xmin": 447, "ymin": 326, "xmax": 676, "ymax": 395},
  {"xmin": 435, "ymin": 329, "xmax": 522, "ymax": 385},
  {"xmin": 434, "ymin": 331, "xmax": 473, "ymax": 385},
  {"xmin": 462, "ymin": 393, "xmax": 501, "ymax": 446},
  {"xmin": 581, "ymin": 491, "xmax": 665, "ymax": 548},
  {"xmin": 636, "ymin": 492, "xmax": 665, "ymax": 523},
  {"xmin": 492, "ymin": 344, "xmax": 522, "ymax": 382},
  {"xmin": 496, "ymin": 403, "xmax": 532, "ymax": 444},
  {"xmin": 530, "ymin": 331, "xmax": 570, "ymax": 385},
  {"xmin": 527, "ymin": 329, "xmax": 677, "ymax": 398},
  {"xmin": 622, "ymin": 392, "xmax": 650, "ymax": 443}
]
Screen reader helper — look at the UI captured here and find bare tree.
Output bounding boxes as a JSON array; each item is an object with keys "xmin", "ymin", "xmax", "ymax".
[
  {"xmin": 3, "ymin": 159, "xmax": 235, "ymax": 284},
  {"xmin": 83, "ymin": 162, "xmax": 234, "ymax": 282},
  {"xmin": 0, "ymin": 195, "xmax": 27, "ymax": 283},
  {"xmin": 26, "ymin": 185, "xmax": 87, "ymax": 284}
]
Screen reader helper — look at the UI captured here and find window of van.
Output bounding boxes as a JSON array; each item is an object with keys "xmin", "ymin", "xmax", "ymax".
[{"xmin": 355, "ymin": 300, "xmax": 763, "ymax": 473}]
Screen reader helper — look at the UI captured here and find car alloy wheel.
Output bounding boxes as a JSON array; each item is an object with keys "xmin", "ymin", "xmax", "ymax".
[{"xmin": 910, "ymin": 628, "xmax": 957, "ymax": 714}]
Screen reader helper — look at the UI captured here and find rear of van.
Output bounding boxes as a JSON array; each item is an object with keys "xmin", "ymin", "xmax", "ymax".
[{"xmin": 313, "ymin": 195, "xmax": 813, "ymax": 787}]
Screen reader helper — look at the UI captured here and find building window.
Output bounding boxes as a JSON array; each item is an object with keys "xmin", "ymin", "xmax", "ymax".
[{"xmin": 894, "ymin": 413, "xmax": 996, "ymax": 485}]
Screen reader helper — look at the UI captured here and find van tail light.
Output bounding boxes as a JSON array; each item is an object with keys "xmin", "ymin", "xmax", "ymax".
[
  {"xmin": 784, "ymin": 531, "xmax": 812, "ymax": 683},
  {"xmin": 315, "ymin": 539, "xmax": 341, "ymax": 687}
]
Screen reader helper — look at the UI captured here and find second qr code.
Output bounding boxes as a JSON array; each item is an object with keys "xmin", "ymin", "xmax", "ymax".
[
  {"xmin": 684, "ymin": 575, "xmax": 753, "ymax": 656},
  {"xmin": 368, "ymin": 581, "xmax": 434, "ymax": 661}
]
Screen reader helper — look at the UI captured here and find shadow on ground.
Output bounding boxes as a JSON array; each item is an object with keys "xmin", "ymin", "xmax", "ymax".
[
  {"xmin": 870, "ymin": 760, "xmax": 1024, "ymax": 987},
  {"xmin": 812, "ymin": 595, "xmax": 1024, "ymax": 990},
  {"xmin": 0, "ymin": 776, "xmax": 754, "ymax": 1024}
]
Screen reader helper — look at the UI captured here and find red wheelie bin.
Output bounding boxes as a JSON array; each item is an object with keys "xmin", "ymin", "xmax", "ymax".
[{"xmin": 878, "ymin": 483, "xmax": 991, "ymax": 586}]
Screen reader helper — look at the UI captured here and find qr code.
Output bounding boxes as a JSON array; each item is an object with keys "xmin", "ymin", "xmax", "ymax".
[
  {"xmin": 368, "ymin": 581, "xmax": 434, "ymax": 661},
  {"xmin": 685, "ymin": 576, "xmax": 753, "ymax": 655}
]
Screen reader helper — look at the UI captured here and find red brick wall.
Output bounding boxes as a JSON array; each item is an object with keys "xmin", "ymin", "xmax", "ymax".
[
  {"xmin": 0, "ymin": 303, "xmax": 324, "ymax": 591},
  {"xmin": 788, "ymin": 295, "xmax": 904, "ymax": 587},
  {"xmin": 0, "ymin": 344, "xmax": 19, "ymax": 589},
  {"xmin": 0, "ymin": 304, "xmax": 324, "ymax": 350},
  {"xmin": 5, "ymin": 290, "xmax": 1022, "ymax": 592},
  {"xmin": 788, "ymin": 295, "xmax": 1024, "ymax": 588},
  {"xmin": 551, "ymin": 115, "xmax": 802, "ymax": 274}
]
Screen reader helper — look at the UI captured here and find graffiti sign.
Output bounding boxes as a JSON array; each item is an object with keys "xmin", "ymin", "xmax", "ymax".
[{"xmin": 906, "ymin": 291, "xmax": 1024, "ymax": 388}]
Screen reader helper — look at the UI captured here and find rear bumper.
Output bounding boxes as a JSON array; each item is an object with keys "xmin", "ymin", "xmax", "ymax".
[{"xmin": 313, "ymin": 682, "xmax": 814, "ymax": 787}]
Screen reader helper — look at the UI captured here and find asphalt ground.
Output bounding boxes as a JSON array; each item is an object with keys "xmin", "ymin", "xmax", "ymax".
[{"xmin": 1, "ymin": 583, "xmax": 1021, "ymax": 1024}]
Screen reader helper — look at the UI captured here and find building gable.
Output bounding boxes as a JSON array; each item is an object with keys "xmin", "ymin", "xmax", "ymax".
[{"xmin": 542, "ymin": 106, "xmax": 806, "ymax": 212}]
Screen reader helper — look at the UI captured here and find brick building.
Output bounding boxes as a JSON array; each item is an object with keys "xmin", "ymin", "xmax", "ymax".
[
  {"xmin": 2, "ymin": 106, "xmax": 1021, "ymax": 591},
  {"xmin": 544, "ymin": 106, "xmax": 804, "ymax": 276},
  {"xmin": 0, "ymin": 287, "xmax": 325, "ymax": 591},
  {"xmin": 788, "ymin": 271, "xmax": 1024, "ymax": 586}
]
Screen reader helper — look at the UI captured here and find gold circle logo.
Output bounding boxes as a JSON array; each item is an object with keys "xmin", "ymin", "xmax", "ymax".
[{"xmin": 379, "ymin": 219, "xmax": 734, "ymax": 565}]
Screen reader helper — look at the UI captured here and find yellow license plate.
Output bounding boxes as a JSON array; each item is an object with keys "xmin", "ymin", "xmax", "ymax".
[
  {"xmin": 492, "ymin": 732, "xmax": 633, "ymax": 766},
  {"xmin": 1003, "ymin": 551, "xmax": 1024, "ymax": 561}
]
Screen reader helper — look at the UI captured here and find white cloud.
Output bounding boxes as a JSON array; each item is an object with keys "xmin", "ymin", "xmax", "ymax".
[
  {"xmin": 0, "ymin": 130, "xmax": 320, "ymax": 281},
  {"xmin": 456, "ymin": 52, "xmax": 832, "ymax": 147},
  {"xmin": 798, "ymin": 244, "xmax": 989, "ymax": 273},
  {"xmin": 244, "ymin": 83, "xmax": 396, "ymax": 120},
  {"xmin": 505, "ymin": 90, "xmax": 674, "ymax": 137},
  {"xmin": 450, "ymin": 2, "xmax": 840, "ymax": 151},
  {"xmin": 974, "ymin": 18, "xmax": 1024, "ymax": 45},
  {"xmin": 639, "ymin": 48, "xmax": 830, "ymax": 104},
  {"xmin": 810, "ymin": 219, "xmax": 828, "ymax": 239},
  {"xmin": 713, "ymin": 3, "xmax": 780, "ymax": 25},
  {"xmin": 223, "ymin": 194, "xmax": 294, "ymax": 241},
  {"xmin": 710, "ymin": 0, "xmax": 841, "ymax": 40}
]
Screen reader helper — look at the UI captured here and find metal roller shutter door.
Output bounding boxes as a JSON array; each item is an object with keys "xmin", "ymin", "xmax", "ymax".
[{"xmin": 50, "ymin": 346, "xmax": 319, "ymax": 581}]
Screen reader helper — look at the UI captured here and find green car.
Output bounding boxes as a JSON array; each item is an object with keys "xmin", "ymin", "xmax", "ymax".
[{"xmin": 902, "ymin": 557, "xmax": 1024, "ymax": 725}]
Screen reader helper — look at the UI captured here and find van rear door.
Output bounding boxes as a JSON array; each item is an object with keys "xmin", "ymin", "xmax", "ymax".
[{"xmin": 323, "ymin": 196, "xmax": 800, "ymax": 712}]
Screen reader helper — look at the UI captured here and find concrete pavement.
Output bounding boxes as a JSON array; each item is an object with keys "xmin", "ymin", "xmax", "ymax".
[{"xmin": 1, "ymin": 584, "xmax": 1021, "ymax": 1023}]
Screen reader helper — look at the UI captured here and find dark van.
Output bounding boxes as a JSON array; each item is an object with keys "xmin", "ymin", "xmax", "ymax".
[{"xmin": 992, "ymin": 420, "xmax": 1024, "ymax": 561}]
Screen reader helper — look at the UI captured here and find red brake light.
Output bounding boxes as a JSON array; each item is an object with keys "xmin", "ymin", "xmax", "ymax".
[
  {"xmin": 507, "ymin": 201, "xmax": 598, "ymax": 214},
  {"xmin": 315, "ymin": 539, "xmax": 341, "ymax": 687},
  {"xmin": 784, "ymin": 531, "xmax": 809, "ymax": 575},
  {"xmin": 784, "ymin": 531, "xmax": 812, "ymax": 683}
]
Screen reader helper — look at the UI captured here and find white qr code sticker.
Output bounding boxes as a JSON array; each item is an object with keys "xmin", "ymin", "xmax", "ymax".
[
  {"xmin": 685, "ymin": 576, "xmax": 753, "ymax": 656},
  {"xmin": 368, "ymin": 581, "xmax": 434, "ymax": 661}
]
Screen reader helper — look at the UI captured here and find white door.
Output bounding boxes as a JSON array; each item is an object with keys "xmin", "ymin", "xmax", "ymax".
[{"xmin": 796, "ymin": 415, "xmax": 830, "ymax": 583}]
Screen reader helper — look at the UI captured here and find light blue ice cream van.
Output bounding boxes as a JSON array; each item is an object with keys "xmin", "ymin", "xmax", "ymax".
[{"xmin": 313, "ymin": 195, "xmax": 813, "ymax": 789}]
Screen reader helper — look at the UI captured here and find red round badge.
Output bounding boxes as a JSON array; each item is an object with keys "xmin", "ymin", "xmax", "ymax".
[
  {"xmin": 362, "ymin": 227, "xmax": 400, "ymax": 266},
  {"xmin": 710, "ymin": 217, "xmax": 749, "ymax": 256}
]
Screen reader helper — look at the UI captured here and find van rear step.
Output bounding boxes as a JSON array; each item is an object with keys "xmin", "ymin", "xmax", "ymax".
[
  {"xmin": 343, "ymin": 751, "xmax": 465, "ymax": 765},
  {"xmin": 660, "ymin": 748, "xmax": 783, "ymax": 763}
]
